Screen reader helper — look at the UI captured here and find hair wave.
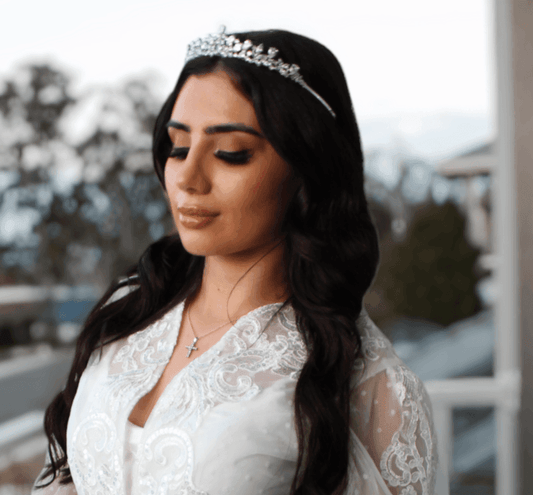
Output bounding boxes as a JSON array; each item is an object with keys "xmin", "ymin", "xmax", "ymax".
[{"xmin": 37, "ymin": 29, "xmax": 379, "ymax": 495}]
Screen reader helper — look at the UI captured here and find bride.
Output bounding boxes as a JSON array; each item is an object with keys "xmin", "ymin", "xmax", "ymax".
[{"xmin": 33, "ymin": 27, "xmax": 440, "ymax": 494}]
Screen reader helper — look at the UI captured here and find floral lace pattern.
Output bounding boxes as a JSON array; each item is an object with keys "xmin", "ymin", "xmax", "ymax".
[
  {"xmin": 380, "ymin": 366, "xmax": 436, "ymax": 495},
  {"xmin": 32, "ymin": 300, "xmax": 440, "ymax": 495},
  {"xmin": 350, "ymin": 312, "xmax": 438, "ymax": 495}
]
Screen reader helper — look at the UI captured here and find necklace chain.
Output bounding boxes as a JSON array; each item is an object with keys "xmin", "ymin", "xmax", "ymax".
[{"xmin": 185, "ymin": 300, "xmax": 234, "ymax": 358}]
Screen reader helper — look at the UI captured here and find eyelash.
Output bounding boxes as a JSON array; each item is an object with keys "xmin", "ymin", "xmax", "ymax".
[{"xmin": 168, "ymin": 147, "xmax": 252, "ymax": 165}]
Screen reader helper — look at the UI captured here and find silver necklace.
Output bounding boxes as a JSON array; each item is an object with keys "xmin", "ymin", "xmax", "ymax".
[{"xmin": 185, "ymin": 302, "xmax": 234, "ymax": 358}]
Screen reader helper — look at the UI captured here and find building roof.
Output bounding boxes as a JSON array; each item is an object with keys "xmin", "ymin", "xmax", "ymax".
[{"xmin": 437, "ymin": 141, "xmax": 496, "ymax": 177}]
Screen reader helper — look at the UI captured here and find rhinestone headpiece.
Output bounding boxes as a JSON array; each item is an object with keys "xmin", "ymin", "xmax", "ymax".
[{"xmin": 184, "ymin": 26, "xmax": 336, "ymax": 118}]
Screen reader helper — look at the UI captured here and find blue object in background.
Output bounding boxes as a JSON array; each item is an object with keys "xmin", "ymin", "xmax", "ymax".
[{"xmin": 53, "ymin": 300, "xmax": 97, "ymax": 324}]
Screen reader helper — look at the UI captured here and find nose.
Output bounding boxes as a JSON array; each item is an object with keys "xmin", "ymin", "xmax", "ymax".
[{"xmin": 175, "ymin": 146, "xmax": 210, "ymax": 194}]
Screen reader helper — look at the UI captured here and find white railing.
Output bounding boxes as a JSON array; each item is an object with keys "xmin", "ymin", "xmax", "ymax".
[
  {"xmin": 0, "ymin": 346, "xmax": 75, "ymax": 466},
  {"xmin": 0, "ymin": 410, "xmax": 45, "ymax": 450},
  {"xmin": 0, "ymin": 351, "xmax": 65, "ymax": 452},
  {"xmin": 425, "ymin": 368, "xmax": 521, "ymax": 495},
  {"xmin": 0, "ymin": 285, "xmax": 98, "ymax": 305},
  {"xmin": 0, "ymin": 410, "xmax": 48, "ymax": 473}
]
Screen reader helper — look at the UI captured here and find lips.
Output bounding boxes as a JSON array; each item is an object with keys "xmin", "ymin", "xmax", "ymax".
[{"xmin": 177, "ymin": 206, "xmax": 219, "ymax": 217}]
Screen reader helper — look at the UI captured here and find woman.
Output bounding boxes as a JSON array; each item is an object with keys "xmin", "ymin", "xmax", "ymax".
[{"xmin": 33, "ymin": 27, "xmax": 440, "ymax": 495}]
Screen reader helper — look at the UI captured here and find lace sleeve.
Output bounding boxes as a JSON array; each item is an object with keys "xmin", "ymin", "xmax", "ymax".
[{"xmin": 348, "ymin": 365, "xmax": 438, "ymax": 495}]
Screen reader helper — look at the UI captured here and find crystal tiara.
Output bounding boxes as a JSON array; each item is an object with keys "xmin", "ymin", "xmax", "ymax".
[{"xmin": 184, "ymin": 26, "xmax": 336, "ymax": 118}]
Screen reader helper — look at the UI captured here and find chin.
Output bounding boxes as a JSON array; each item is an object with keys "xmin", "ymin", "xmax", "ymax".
[
  {"xmin": 179, "ymin": 238, "xmax": 217, "ymax": 256},
  {"xmin": 179, "ymin": 237, "xmax": 259, "ymax": 260},
  {"xmin": 177, "ymin": 231, "xmax": 227, "ymax": 255}
]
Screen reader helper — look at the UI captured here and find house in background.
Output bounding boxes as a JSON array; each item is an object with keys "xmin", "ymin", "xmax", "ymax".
[{"xmin": 437, "ymin": 141, "xmax": 496, "ymax": 274}]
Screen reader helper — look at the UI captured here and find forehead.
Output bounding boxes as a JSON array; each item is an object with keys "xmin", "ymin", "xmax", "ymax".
[{"xmin": 170, "ymin": 70, "xmax": 259, "ymax": 128}]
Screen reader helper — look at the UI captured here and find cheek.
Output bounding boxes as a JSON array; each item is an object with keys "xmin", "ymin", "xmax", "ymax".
[
  {"xmin": 251, "ymin": 171, "xmax": 267, "ymax": 194},
  {"xmin": 163, "ymin": 162, "xmax": 172, "ymax": 190},
  {"xmin": 240, "ymin": 172, "xmax": 291, "ymax": 225},
  {"xmin": 164, "ymin": 163, "xmax": 182, "ymax": 200},
  {"xmin": 164, "ymin": 166, "xmax": 180, "ymax": 213}
]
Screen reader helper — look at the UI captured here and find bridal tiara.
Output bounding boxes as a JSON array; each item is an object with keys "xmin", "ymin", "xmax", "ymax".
[{"xmin": 184, "ymin": 26, "xmax": 336, "ymax": 118}]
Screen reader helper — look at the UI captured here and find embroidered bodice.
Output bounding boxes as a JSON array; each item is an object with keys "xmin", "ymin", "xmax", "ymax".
[{"xmin": 32, "ymin": 292, "xmax": 442, "ymax": 495}]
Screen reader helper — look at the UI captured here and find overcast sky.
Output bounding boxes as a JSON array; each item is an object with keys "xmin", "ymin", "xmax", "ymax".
[{"xmin": 1, "ymin": 0, "xmax": 494, "ymax": 122}]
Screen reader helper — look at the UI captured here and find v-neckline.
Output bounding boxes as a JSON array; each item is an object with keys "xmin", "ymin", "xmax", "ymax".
[{"xmin": 127, "ymin": 299, "xmax": 288, "ymax": 430}]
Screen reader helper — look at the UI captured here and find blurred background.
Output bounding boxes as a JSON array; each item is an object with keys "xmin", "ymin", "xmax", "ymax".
[{"xmin": 0, "ymin": 1, "xmax": 527, "ymax": 494}]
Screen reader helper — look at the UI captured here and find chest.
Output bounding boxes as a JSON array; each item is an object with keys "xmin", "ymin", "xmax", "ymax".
[
  {"xmin": 66, "ymin": 301, "xmax": 306, "ymax": 494},
  {"xmin": 127, "ymin": 316, "xmax": 232, "ymax": 428}
]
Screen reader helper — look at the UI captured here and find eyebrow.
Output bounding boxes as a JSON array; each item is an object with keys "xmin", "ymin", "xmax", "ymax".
[{"xmin": 166, "ymin": 120, "xmax": 263, "ymax": 138}]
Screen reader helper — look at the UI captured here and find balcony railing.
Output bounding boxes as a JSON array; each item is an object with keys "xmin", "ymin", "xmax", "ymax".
[{"xmin": 425, "ymin": 368, "xmax": 521, "ymax": 495}]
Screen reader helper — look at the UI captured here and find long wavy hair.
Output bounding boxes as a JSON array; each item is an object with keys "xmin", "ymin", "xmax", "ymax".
[{"xmin": 37, "ymin": 29, "xmax": 379, "ymax": 495}]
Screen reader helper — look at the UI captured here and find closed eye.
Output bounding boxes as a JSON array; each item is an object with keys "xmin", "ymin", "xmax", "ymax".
[
  {"xmin": 168, "ymin": 147, "xmax": 252, "ymax": 165},
  {"xmin": 169, "ymin": 146, "xmax": 188, "ymax": 159},
  {"xmin": 214, "ymin": 149, "xmax": 252, "ymax": 165}
]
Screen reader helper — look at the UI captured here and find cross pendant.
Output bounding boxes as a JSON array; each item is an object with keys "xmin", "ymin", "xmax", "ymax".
[{"xmin": 185, "ymin": 337, "xmax": 199, "ymax": 358}]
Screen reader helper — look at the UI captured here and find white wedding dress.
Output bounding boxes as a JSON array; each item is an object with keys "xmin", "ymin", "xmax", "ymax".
[{"xmin": 32, "ymin": 287, "xmax": 445, "ymax": 495}]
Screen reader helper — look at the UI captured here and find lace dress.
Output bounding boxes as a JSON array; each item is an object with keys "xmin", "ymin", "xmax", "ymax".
[{"xmin": 32, "ymin": 294, "xmax": 443, "ymax": 495}]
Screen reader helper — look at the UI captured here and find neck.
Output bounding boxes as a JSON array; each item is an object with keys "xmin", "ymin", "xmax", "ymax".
[{"xmin": 188, "ymin": 239, "xmax": 291, "ymax": 326}]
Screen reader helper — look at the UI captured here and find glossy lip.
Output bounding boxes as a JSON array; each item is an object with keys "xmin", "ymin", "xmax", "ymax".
[
  {"xmin": 178, "ymin": 213, "xmax": 217, "ymax": 228},
  {"xmin": 177, "ymin": 206, "xmax": 220, "ymax": 217}
]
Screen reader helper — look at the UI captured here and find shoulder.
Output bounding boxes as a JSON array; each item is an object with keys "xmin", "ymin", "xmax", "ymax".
[
  {"xmin": 86, "ymin": 276, "xmax": 140, "ymax": 367},
  {"xmin": 348, "ymin": 309, "xmax": 439, "ymax": 494},
  {"xmin": 103, "ymin": 276, "xmax": 140, "ymax": 306},
  {"xmin": 351, "ymin": 308, "xmax": 404, "ymax": 387}
]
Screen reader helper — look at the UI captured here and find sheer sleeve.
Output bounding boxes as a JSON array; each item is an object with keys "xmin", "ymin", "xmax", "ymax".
[
  {"xmin": 349, "ymin": 366, "xmax": 437, "ymax": 494},
  {"xmin": 344, "ymin": 311, "xmax": 439, "ymax": 494}
]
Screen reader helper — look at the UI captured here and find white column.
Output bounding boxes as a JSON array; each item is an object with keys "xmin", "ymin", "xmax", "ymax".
[
  {"xmin": 492, "ymin": 0, "xmax": 519, "ymax": 380},
  {"xmin": 491, "ymin": 0, "xmax": 520, "ymax": 494},
  {"xmin": 431, "ymin": 404, "xmax": 451, "ymax": 495}
]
